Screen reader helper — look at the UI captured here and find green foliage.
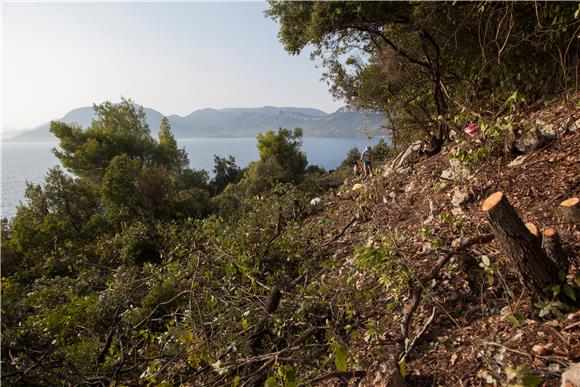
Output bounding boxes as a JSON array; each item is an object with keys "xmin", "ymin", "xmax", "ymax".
[
  {"xmin": 243, "ymin": 128, "xmax": 308, "ymax": 194},
  {"xmin": 208, "ymin": 155, "xmax": 243, "ymax": 196},
  {"xmin": 353, "ymin": 235, "xmax": 411, "ymax": 298},
  {"xmin": 332, "ymin": 342, "xmax": 348, "ymax": 372},
  {"xmin": 256, "ymin": 127, "xmax": 308, "ymax": 182},
  {"xmin": 268, "ymin": 2, "xmax": 579, "ymax": 149},
  {"xmin": 504, "ymin": 364, "xmax": 543, "ymax": 387}
]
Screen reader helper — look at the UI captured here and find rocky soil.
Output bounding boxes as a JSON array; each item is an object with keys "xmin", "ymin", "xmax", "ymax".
[{"xmin": 306, "ymin": 95, "xmax": 579, "ymax": 386}]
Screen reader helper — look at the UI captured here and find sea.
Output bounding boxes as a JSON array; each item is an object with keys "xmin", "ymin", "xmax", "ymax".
[{"xmin": 1, "ymin": 137, "xmax": 385, "ymax": 219}]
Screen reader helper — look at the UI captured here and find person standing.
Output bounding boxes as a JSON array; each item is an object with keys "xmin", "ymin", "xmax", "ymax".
[{"xmin": 361, "ymin": 146, "xmax": 373, "ymax": 177}]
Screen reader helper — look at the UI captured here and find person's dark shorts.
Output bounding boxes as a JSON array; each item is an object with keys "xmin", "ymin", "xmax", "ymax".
[{"xmin": 363, "ymin": 160, "xmax": 371, "ymax": 169}]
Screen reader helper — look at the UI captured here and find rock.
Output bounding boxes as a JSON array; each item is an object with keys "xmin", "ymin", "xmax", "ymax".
[
  {"xmin": 440, "ymin": 168, "xmax": 455, "ymax": 185},
  {"xmin": 449, "ymin": 157, "xmax": 472, "ymax": 180},
  {"xmin": 394, "ymin": 141, "xmax": 422, "ymax": 169},
  {"xmin": 309, "ymin": 197, "xmax": 322, "ymax": 206},
  {"xmin": 359, "ymin": 359, "xmax": 406, "ymax": 387},
  {"xmin": 451, "ymin": 188, "xmax": 472, "ymax": 209},
  {"xmin": 561, "ymin": 362, "xmax": 580, "ymax": 387},
  {"xmin": 514, "ymin": 130, "xmax": 542, "ymax": 153},
  {"xmin": 388, "ymin": 191, "xmax": 397, "ymax": 200},
  {"xmin": 429, "ymin": 200, "xmax": 440, "ymax": 217},
  {"xmin": 571, "ymin": 118, "xmax": 580, "ymax": 132},
  {"xmin": 383, "ymin": 167, "xmax": 395, "ymax": 177},
  {"xmin": 423, "ymin": 200, "xmax": 440, "ymax": 225},
  {"xmin": 384, "ymin": 141, "xmax": 423, "ymax": 178},
  {"xmin": 508, "ymin": 155, "xmax": 527, "ymax": 167},
  {"xmin": 539, "ymin": 123, "xmax": 557, "ymax": 138},
  {"xmin": 396, "ymin": 167, "xmax": 412, "ymax": 175}
]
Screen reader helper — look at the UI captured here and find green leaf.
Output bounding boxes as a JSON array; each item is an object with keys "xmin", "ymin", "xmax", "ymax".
[
  {"xmin": 264, "ymin": 376, "xmax": 279, "ymax": 387},
  {"xmin": 563, "ymin": 284, "xmax": 576, "ymax": 301},
  {"xmin": 334, "ymin": 343, "xmax": 348, "ymax": 372},
  {"xmin": 522, "ymin": 374, "xmax": 543, "ymax": 387},
  {"xmin": 399, "ymin": 359, "xmax": 407, "ymax": 377},
  {"xmin": 575, "ymin": 272, "xmax": 580, "ymax": 287}
]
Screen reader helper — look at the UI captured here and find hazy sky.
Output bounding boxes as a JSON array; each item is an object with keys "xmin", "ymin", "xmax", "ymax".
[{"xmin": 2, "ymin": 2, "xmax": 342, "ymax": 129}]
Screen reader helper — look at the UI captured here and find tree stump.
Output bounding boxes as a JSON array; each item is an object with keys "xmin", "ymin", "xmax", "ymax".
[
  {"xmin": 525, "ymin": 222, "xmax": 540, "ymax": 238},
  {"xmin": 560, "ymin": 197, "xmax": 579, "ymax": 224},
  {"xmin": 542, "ymin": 227, "xmax": 568, "ymax": 273},
  {"xmin": 482, "ymin": 192, "xmax": 560, "ymax": 296}
]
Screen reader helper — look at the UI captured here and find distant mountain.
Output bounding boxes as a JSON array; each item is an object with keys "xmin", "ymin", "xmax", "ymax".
[{"xmin": 6, "ymin": 104, "xmax": 387, "ymax": 142}]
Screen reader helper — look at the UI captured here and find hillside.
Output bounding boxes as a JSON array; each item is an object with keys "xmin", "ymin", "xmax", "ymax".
[
  {"xmin": 303, "ymin": 96, "xmax": 580, "ymax": 385},
  {"xmin": 2, "ymin": 92, "xmax": 578, "ymax": 386},
  {"xmin": 6, "ymin": 105, "xmax": 386, "ymax": 142}
]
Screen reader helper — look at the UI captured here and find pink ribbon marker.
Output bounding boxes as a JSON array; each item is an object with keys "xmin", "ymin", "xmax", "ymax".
[{"xmin": 463, "ymin": 122, "xmax": 480, "ymax": 137}]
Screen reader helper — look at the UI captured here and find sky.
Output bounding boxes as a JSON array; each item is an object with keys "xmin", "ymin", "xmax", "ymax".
[{"xmin": 2, "ymin": 2, "xmax": 342, "ymax": 130}]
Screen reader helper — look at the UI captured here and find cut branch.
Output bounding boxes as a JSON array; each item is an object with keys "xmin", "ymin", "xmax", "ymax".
[
  {"xmin": 249, "ymin": 285, "xmax": 282, "ymax": 350},
  {"xmin": 400, "ymin": 233, "xmax": 494, "ymax": 351}
]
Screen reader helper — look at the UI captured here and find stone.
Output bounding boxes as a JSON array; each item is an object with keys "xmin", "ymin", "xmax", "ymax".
[
  {"xmin": 383, "ymin": 167, "xmax": 395, "ymax": 177},
  {"xmin": 561, "ymin": 362, "xmax": 580, "ymax": 387},
  {"xmin": 404, "ymin": 181, "xmax": 416, "ymax": 192},
  {"xmin": 440, "ymin": 168, "xmax": 456, "ymax": 182},
  {"xmin": 396, "ymin": 167, "xmax": 412, "ymax": 175},
  {"xmin": 429, "ymin": 200, "xmax": 440, "ymax": 217},
  {"xmin": 309, "ymin": 197, "xmax": 322, "ymax": 206},
  {"xmin": 571, "ymin": 118, "xmax": 580, "ymax": 132},
  {"xmin": 539, "ymin": 123, "xmax": 557, "ymax": 138},
  {"xmin": 393, "ymin": 141, "xmax": 422, "ymax": 169},
  {"xmin": 508, "ymin": 155, "xmax": 527, "ymax": 167},
  {"xmin": 514, "ymin": 131, "xmax": 542, "ymax": 153},
  {"xmin": 451, "ymin": 188, "xmax": 471, "ymax": 209}
]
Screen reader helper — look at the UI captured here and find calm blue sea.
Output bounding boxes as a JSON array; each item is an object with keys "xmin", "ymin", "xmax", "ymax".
[{"xmin": 1, "ymin": 137, "xmax": 385, "ymax": 219}]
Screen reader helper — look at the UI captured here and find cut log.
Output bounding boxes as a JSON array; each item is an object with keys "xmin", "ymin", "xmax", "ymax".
[
  {"xmin": 542, "ymin": 227, "xmax": 568, "ymax": 273},
  {"xmin": 525, "ymin": 222, "xmax": 540, "ymax": 237},
  {"xmin": 560, "ymin": 197, "xmax": 579, "ymax": 224},
  {"xmin": 249, "ymin": 285, "xmax": 282, "ymax": 350},
  {"xmin": 482, "ymin": 192, "xmax": 560, "ymax": 296}
]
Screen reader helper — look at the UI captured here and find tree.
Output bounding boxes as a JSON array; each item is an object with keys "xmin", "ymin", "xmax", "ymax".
[
  {"xmin": 51, "ymin": 98, "xmax": 156, "ymax": 179},
  {"xmin": 256, "ymin": 128, "xmax": 308, "ymax": 182},
  {"xmin": 209, "ymin": 155, "xmax": 243, "ymax": 196},
  {"xmin": 267, "ymin": 2, "xmax": 580, "ymax": 154},
  {"xmin": 157, "ymin": 117, "xmax": 189, "ymax": 173}
]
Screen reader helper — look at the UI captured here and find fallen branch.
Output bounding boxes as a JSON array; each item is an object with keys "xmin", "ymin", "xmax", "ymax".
[
  {"xmin": 249, "ymin": 286, "xmax": 282, "ymax": 350},
  {"xmin": 399, "ymin": 233, "xmax": 494, "ymax": 352},
  {"xmin": 321, "ymin": 216, "xmax": 357, "ymax": 247},
  {"xmin": 400, "ymin": 307, "xmax": 436, "ymax": 362}
]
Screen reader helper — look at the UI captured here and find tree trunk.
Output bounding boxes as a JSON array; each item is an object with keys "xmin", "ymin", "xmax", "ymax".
[
  {"xmin": 542, "ymin": 227, "xmax": 568, "ymax": 273},
  {"xmin": 560, "ymin": 197, "xmax": 579, "ymax": 224},
  {"xmin": 482, "ymin": 192, "xmax": 560, "ymax": 296}
]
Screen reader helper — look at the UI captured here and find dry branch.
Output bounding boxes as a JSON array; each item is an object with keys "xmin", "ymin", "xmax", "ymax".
[{"xmin": 399, "ymin": 233, "xmax": 494, "ymax": 352}]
